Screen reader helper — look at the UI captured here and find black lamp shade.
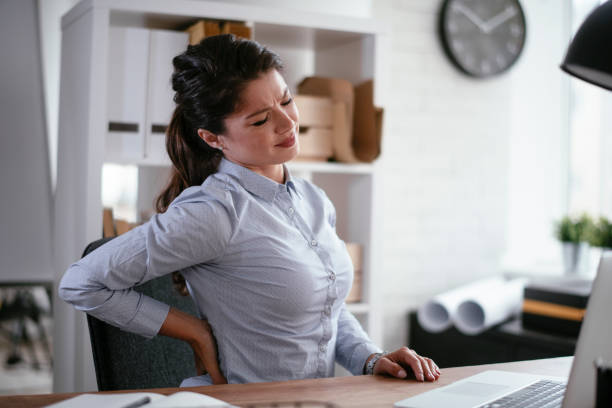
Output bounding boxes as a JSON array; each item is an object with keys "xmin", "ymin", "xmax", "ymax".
[{"xmin": 561, "ymin": 1, "xmax": 612, "ymax": 91}]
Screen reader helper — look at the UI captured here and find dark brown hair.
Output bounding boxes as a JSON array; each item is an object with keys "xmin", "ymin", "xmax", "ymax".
[{"xmin": 155, "ymin": 34, "xmax": 283, "ymax": 295}]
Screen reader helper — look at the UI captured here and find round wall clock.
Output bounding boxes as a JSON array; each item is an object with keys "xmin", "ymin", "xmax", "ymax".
[{"xmin": 439, "ymin": 0, "xmax": 527, "ymax": 78}]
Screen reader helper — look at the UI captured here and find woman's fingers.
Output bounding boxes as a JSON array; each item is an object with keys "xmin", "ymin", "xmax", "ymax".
[
  {"xmin": 406, "ymin": 352, "xmax": 426, "ymax": 382},
  {"xmin": 413, "ymin": 353, "xmax": 436, "ymax": 381},
  {"xmin": 419, "ymin": 355, "xmax": 439, "ymax": 381},
  {"xmin": 194, "ymin": 351, "xmax": 206, "ymax": 376},
  {"xmin": 378, "ymin": 347, "xmax": 440, "ymax": 382},
  {"xmin": 427, "ymin": 357, "xmax": 441, "ymax": 377},
  {"xmin": 200, "ymin": 326, "xmax": 227, "ymax": 384},
  {"xmin": 192, "ymin": 319, "xmax": 227, "ymax": 384},
  {"xmin": 373, "ymin": 356, "xmax": 408, "ymax": 379},
  {"xmin": 194, "ymin": 345, "xmax": 226, "ymax": 384}
]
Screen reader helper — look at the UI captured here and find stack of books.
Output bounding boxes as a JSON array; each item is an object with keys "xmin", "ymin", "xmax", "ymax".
[{"xmin": 522, "ymin": 277, "xmax": 593, "ymax": 337}]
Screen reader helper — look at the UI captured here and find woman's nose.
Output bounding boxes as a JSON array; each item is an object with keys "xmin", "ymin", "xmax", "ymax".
[{"xmin": 275, "ymin": 107, "xmax": 296, "ymax": 134}]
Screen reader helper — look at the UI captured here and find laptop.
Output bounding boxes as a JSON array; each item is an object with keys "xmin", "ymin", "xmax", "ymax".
[{"xmin": 395, "ymin": 251, "xmax": 612, "ymax": 408}]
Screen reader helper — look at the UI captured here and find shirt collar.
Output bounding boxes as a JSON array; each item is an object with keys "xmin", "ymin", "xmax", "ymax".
[{"xmin": 217, "ymin": 158, "xmax": 299, "ymax": 202}]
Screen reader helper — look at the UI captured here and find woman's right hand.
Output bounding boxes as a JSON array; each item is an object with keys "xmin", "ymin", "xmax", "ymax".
[
  {"xmin": 158, "ymin": 307, "xmax": 227, "ymax": 384},
  {"xmin": 189, "ymin": 318, "xmax": 227, "ymax": 384}
]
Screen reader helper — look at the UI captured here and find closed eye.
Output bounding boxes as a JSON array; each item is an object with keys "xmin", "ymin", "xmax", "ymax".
[
  {"xmin": 281, "ymin": 97, "xmax": 293, "ymax": 106},
  {"xmin": 252, "ymin": 114, "xmax": 269, "ymax": 127}
]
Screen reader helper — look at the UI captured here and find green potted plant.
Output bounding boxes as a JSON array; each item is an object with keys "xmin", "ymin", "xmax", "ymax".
[
  {"xmin": 555, "ymin": 214, "xmax": 593, "ymax": 274},
  {"xmin": 586, "ymin": 217, "xmax": 612, "ymax": 275},
  {"xmin": 588, "ymin": 217, "xmax": 612, "ymax": 249}
]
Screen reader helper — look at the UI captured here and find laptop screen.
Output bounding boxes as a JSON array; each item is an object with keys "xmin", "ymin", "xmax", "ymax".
[{"xmin": 562, "ymin": 251, "xmax": 612, "ymax": 407}]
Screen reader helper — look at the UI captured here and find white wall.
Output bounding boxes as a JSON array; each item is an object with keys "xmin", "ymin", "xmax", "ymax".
[
  {"xmin": 372, "ymin": 0, "xmax": 571, "ymax": 350},
  {"xmin": 504, "ymin": 1, "xmax": 571, "ymax": 273},
  {"xmin": 38, "ymin": 0, "xmax": 80, "ymax": 190},
  {"xmin": 0, "ymin": 0, "xmax": 54, "ymax": 283}
]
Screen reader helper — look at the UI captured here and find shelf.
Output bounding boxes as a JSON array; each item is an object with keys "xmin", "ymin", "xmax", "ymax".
[
  {"xmin": 345, "ymin": 302, "xmax": 370, "ymax": 314},
  {"xmin": 64, "ymin": 0, "xmax": 383, "ymax": 37},
  {"xmin": 105, "ymin": 156, "xmax": 171, "ymax": 167},
  {"xmin": 288, "ymin": 161, "xmax": 374, "ymax": 175},
  {"xmin": 105, "ymin": 156, "xmax": 376, "ymax": 175}
]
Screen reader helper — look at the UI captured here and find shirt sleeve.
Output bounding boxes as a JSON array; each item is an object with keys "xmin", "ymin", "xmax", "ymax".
[
  {"xmin": 334, "ymin": 303, "xmax": 382, "ymax": 375},
  {"xmin": 58, "ymin": 196, "xmax": 234, "ymax": 339}
]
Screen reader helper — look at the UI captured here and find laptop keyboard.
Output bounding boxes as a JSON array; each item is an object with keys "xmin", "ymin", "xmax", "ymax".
[{"xmin": 477, "ymin": 379, "xmax": 566, "ymax": 408}]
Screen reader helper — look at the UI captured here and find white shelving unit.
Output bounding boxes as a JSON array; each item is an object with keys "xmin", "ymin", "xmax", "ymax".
[{"xmin": 55, "ymin": 0, "xmax": 386, "ymax": 392}]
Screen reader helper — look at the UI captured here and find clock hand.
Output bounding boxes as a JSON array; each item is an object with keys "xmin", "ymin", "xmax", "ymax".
[
  {"xmin": 452, "ymin": 2, "xmax": 487, "ymax": 32},
  {"xmin": 483, "ymin": 6, "xmax": 518, "ymax": 33}
]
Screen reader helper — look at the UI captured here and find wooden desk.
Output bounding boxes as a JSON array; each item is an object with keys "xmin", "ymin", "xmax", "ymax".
[{"xmin": 0, "ymin": 357, "xmax": 572, "ymax": 408}]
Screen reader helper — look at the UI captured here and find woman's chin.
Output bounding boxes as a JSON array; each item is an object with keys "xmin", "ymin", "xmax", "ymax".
[{"xmin": 277, "ymin": 142, "xmax": 299, "ymax": 163}]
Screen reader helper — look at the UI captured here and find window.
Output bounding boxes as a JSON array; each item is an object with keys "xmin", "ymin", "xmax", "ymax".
[
  {"xmin": 568, "ymin": 0, "xmax": 612, "ymax": 219},
  {"xmin": 102, "ymin": 164, "xmax": 138, "ymax": 223}
]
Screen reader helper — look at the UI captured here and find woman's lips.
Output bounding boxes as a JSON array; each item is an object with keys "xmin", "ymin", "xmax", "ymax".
[{"xmin": 275, "ymin": 134, "xmax": 296, "ymax": 148}]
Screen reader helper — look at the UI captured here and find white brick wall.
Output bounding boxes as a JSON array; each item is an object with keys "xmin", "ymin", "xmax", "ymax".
[{"xmin": 373, "ymin": 0, "xmax": 571, "ymax": 350}]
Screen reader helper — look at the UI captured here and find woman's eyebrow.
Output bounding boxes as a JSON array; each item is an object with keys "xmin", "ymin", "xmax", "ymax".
[{"xmin": 245, "ymin": 88, "xmax": 289, "ymax": 119}]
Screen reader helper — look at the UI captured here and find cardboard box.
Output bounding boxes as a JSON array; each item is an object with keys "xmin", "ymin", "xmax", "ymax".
[
  {"xmin": 293, "ymin": 95, "xmax": 334, "ymax": 161},
  {"xmin": 295, "ymin": 128, "xmax": 333, "ymax": 161},
  {"xmin": 353, "ymin": 80, "xmax": 383, "ymax": 162},
  {"xmin": 103, "ymin": 207, "xmax": 115, "ymax": 238},
  {"xmin": 345, "ymin": 243, "xmax": 363, "ymax": 271},
  {"xmin": 186, "ymin": 20, "xmax": 220, "ymax": 45},
  {"xmin": 293, "ymin": 95, "xmax": 334, "ymax": 127},
  {"xmin": 345, "ymin": 243, "xmax": 363, "ymax": 303},
  {"xmin": 186, "ymin": 20, "xmax": 252, "ymax": 45},
  {"xmin": 220, "ymin": 22, "xmax": 253, "ymax": 40},
  {"xmin": 346, "ymin": 271, "xmax": 362, "ymax": 303},
  {"xmin": 298, "ymin": 77, "xmax": 359, "ymax": 163}
]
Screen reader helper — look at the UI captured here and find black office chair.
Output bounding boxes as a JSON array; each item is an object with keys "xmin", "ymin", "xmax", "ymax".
[{"xmin": 82, "ymin": 238, "xmax": 199, "ymax": 391}]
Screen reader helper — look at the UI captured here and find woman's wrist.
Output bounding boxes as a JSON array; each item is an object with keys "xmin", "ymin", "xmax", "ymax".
[
  {"xmin": 158, "ymin": 307, "xmax": 206, "ymax": 345},
  {"xmin": 364, "ymin": 351, "xmax": 387, "ymax": 375}
]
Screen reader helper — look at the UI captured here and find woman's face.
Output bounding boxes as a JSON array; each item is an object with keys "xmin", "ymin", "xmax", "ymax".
[{"xmin": 200, "ymin": 69, "xmax": 299, "ymax": 179}]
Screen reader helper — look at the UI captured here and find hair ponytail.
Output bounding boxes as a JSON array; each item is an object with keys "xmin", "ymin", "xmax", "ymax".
[{"xmin": 155, "ymin": 106, "xmax": 222, "ymax": 214}]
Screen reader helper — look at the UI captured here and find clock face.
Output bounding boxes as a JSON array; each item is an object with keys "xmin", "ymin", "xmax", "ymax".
[{"xmin": 439, "ymin": 0, "xmax": 526, "ymax": 77}]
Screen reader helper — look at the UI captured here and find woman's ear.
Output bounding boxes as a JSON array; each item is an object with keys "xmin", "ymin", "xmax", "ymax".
[{"xmin": 197, "ymin": 129, "xmax": 224, "ymax": 151}]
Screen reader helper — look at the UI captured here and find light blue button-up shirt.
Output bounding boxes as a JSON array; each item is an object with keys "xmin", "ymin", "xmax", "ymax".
[{"xmin": 59, "ymin": 158, "xmax": 381, "ymax": 386}]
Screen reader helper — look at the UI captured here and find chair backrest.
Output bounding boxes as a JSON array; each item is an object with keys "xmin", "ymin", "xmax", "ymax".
[{"xmin": 82, "ymin": 237, "xmax": 198, "ymax": 391}]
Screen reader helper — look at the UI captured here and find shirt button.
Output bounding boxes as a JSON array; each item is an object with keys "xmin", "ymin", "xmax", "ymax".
[
  {"xmin": 311, "ymin": 240, "xmax": 318, "ymax": 247},
  {"xmin": 319, "ymin": 344, "xmax": 327, "ymax": 353},
  {"xmin": 329, "ymin": 273, "xmax": 336, "ymax": 281},
  {"xmin": 324, "ymin": 305, "xmax": 332, "ymax": 316},
  {"xmin": 288, "ymin": 207, "xmax": 294, "ymax": 215}
]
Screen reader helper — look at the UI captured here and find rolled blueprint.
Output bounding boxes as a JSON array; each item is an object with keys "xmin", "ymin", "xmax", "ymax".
[
  {"xmin": 454, "ymin": 278, "xmax": 526, "ymax": 335},
  {"xmin": 417, "ymin": 277, "xmax": 506, "ymax": 333}
]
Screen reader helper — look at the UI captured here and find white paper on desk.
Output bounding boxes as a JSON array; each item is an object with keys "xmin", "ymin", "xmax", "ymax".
[
  {"xmin": 146, "ymin": 391, "xmax": 232, "ymax": 407},
  {"xmin": 44, "ymin": 391, "xmax": 234, "ymax": 408},
  {"xmin": 454, "ymin": 278, "xmax": 527, "ymax": 335},
  {"xmin": 417, "ymin": 277, "xmax": 506, "ymax": 333},
  {"xmin": 44, "ymin": 393, "xmax": 164, "ymax": 408}
]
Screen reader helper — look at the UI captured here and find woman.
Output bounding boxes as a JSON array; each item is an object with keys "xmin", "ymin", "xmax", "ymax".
[{"xmin": 59, "ymin": 34, "xmax": 440, "ymax": 386}]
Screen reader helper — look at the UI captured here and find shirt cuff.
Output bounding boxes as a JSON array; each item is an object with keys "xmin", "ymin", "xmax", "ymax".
[
  {"xmin": 125, "ymin": 294, "xmax": 170, "ymax": 339},
  {"xmin": 349, "ymin": 341, "xmax": 383, "ymax": 375}
]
